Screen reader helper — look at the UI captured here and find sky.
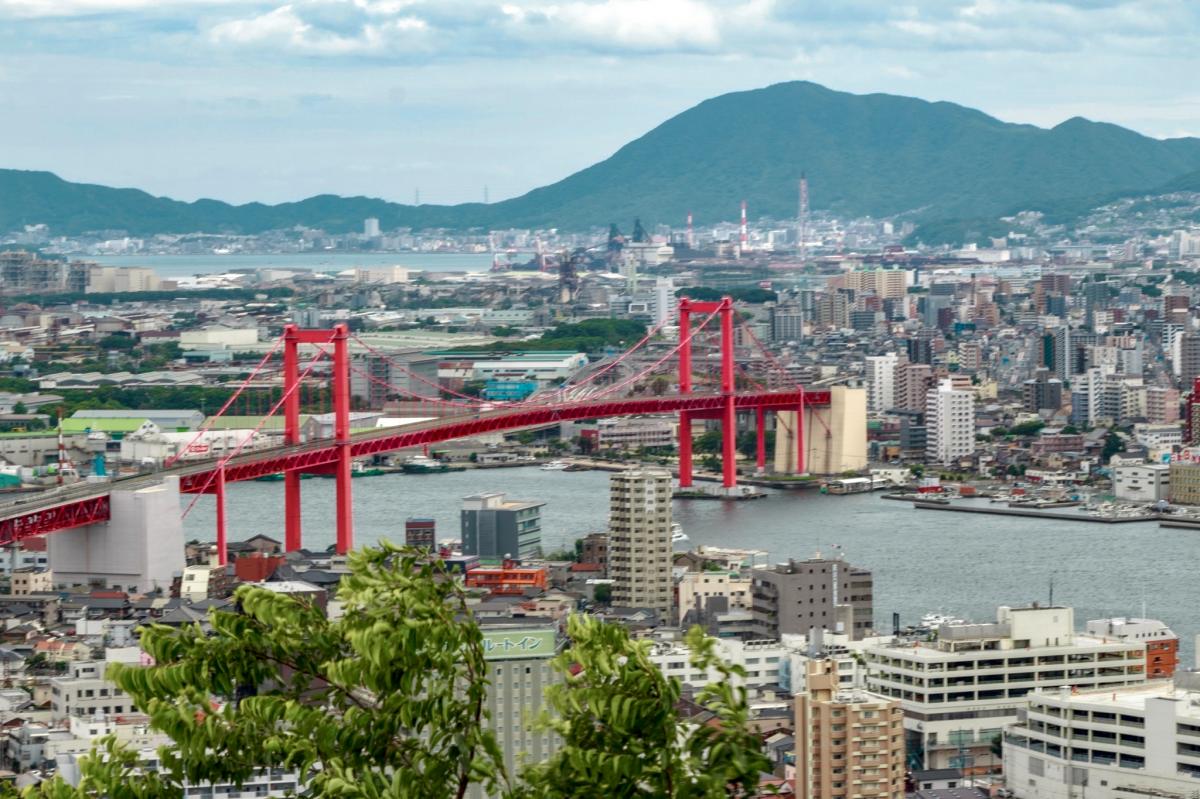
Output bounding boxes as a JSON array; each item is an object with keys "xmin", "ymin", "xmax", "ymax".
[{"xmin": 1, "ymin": 0, "xmax": 1198, "ymax": 207}]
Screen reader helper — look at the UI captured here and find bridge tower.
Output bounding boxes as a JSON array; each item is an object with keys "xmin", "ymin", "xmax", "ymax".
[
  {"xmin": 280, "ymin": 323, "xmax": 354, "ymax": 556},
  {"xmin": 677, "ymin": 296, "xmax": 739, "ymax": 491}
]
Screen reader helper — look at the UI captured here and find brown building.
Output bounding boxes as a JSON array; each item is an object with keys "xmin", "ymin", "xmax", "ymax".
[
  {"xmin": 794, "ymin": 659, "xmax": 905, "ymax": 799},
  {"xmin": 405, "ymin": 517, "xmax": 436, "ymax": 550},
  {"xmin": 578, "ymin": 533, "xmax": 608, "ymax": 569},
  {"xmin": 750, "ymin": 555, "xmax": 873, "ymax": 640}
]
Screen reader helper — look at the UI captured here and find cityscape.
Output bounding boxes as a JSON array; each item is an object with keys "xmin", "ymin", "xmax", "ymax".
[{"xmin": 3, "ymin": 1, "xmax": 1200, "ymax": 797}]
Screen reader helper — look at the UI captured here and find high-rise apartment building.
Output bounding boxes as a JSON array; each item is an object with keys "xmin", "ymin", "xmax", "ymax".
[
  {"xmin": 607, "ymin": 469, "xmax": 673, "ymax": 617},
  {"xmin": 864, "ymin": 605, "xmax": 1147, "ymax": 773},
  {"xmin": 1022, "ymin": 368, "xmax": 1063, "ymax": 414},
  {"xmin": 925, "ymin": 379, "xmax": 975, "ymax": 465},
  {"xmin": 844, "ymin": 268, "xmax": 909, "ymax": 300},
  {"xmin": 794, "ymin": 659, "xmax": 905, "ymax": 799},
  {"xmin": 865, "ymin": 354, "xmax": 899, "ymax": 414},
  {"xmin": 750, "ymin": 555, "xmax": 874, "ymax": 641},
  {"xmin": 896, "ymin": 363, "xmax": 935, "ymax": 413},
  {"xmin": 771, "ymin": 301, "xmax": 805, "ymax": 343},
  {"xmin": 1178, "ymin": 332, "xmax": 1200, "ymax": 390},
  {"xmin": 461, "ymin": 493, "xmax": 544, "ymax": 561}
]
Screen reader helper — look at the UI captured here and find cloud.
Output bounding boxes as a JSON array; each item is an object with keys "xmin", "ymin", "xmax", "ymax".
[
  {"xmin": 208, "ymin": 2, "xmax": 428, "ymax": 55},
  {"xmin": 539, "ymin": 0, "xmax": 722, "ymax": 52}
]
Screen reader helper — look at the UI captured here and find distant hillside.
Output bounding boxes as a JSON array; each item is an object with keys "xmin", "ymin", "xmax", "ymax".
[{"xmin": 6, "ymin": 81, "xmax": 1200, "ymax": 237}]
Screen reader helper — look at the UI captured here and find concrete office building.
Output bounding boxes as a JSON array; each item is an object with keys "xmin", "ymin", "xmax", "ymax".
[
  {"xmin": 750, "ymin": 555, "xmax": 874, "ymax": 641},
  {"xmin": 925, "ymin": 379, "xmax": 975, "ymax": 465},
  {"xmin": 795, "ymin": 659, "xmax": 905, "ymax": 799},
  {"xmin": 461, "ymin": 493, "xmax": 544, "ymax": 561},
  {"xmin": 469, "ymin": 620, "xmax": 563, "ymax": 799},
  {"xmin": 864, "ymin": 605, "xmax": 1147, "ymax": 773},
  {"xmin": 1111, "ymin": 464, "xmax": 1170, "ymax": 503},
  {"xmin": 607, "ymin": 469, "xmax": 673, "ymax": 617},
  {"xmin": 1004, "ymin": 673, "xmax": 1200, "ymax": 799},
  {"xmin": 866, "ymin": 354, "xmax": 899, "ymax": 414}
]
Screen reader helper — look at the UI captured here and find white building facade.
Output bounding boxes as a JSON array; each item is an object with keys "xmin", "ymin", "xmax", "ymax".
[{"xmin": 925, "ymin": 378, "xmax": 976, "ymax": 465}]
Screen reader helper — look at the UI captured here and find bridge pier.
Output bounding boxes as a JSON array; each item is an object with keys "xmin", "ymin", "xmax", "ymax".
[
  {"xmin": 48, "ymin": 477, "xmax": 185, "ymax": 593},
  {"xmin": 755, "ymin": 406, "xmax": 766, "ymax": 473}
]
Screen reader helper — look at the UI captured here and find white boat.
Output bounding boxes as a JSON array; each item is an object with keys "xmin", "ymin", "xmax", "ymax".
[
  {"xmin": 540, "ymin": 461, "xmax": 569, "ymax": 471},
  {"xmin": 671, "ymin": 522, "xmax": 689, "ymax": 544},
  {"xmin": 920, "ymin": 612, "xmax": 964, "ymax": 629}
]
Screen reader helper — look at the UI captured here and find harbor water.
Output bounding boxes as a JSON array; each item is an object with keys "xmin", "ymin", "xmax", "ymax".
[
  {"xmin": 90, "ymin": 252, "xmax": 495, "ymax": 279},
  {"xmin": 183, "ymin": 466, "xmax": 1199, "ymax": 664}
]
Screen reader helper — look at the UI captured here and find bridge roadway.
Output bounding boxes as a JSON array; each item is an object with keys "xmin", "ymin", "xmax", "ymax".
[{"xmin": 0, "ymin": 389, "xmax": 828, "ymax": 543}]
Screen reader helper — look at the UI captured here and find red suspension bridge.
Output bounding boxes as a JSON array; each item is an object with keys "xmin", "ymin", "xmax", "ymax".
[{"xmin": 0, "ymin": 297, "xmax": 831, "ymax": 563}]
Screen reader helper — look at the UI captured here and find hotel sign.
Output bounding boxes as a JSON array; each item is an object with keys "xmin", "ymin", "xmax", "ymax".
[{"xmin": 480, "ymin": 629, "xmax": 557, "ymax": 661}]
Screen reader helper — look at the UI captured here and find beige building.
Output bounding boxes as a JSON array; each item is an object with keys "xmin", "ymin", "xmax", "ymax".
[
  {"xmin": 11, "ymin": 567, "xmax": 53, "ymax": 595},
  {"xmin": 607, "ymin": 469, "xmax": 673, "ymax": 617},
  {"xmin": 795, "ymin": 659, "xmax": 905, "ymax": 799},
  {"xmin": 774, "ymin": 386, "xmax": 868, "ymax": 475},
  {"xmin": 1169, "ymin": 461, "xmax": 1200, "ymax": 505},
  {"xmin": 844, "ymin": 268, "xmax": 909, "ymax": 300},
  {"xmin": 676, "ymin": 570, "xmax": 751, "ymax": 619}
]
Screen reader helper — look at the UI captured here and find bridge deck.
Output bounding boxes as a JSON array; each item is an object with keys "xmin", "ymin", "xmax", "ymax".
[{"xmin": 0, "ymin": 390, "xmax": 829, "ymax": 543}]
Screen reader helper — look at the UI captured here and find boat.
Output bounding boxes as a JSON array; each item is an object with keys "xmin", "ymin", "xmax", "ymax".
[
  {"xmin": 671, "ymin": 522, "xmax": 689, "ymax": 545},
  {"xmin": 402, "ymin": 455, "xmax": 453, "ymax": 474},
  {"xmin": 540, "ymin": 461, "xmax": 570, "ymax": 471},
  {"xmin": 919, "ymin": 612, "xmax": 964, "ymax": 629}
]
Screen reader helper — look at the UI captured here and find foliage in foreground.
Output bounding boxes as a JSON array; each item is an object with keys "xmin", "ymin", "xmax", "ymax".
[{"xmin": 4, "ymin": 544, "xmax": 769, "ymax": 798}]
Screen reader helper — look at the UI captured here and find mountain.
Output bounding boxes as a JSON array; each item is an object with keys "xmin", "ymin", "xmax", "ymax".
[{"xmin": 5, "ymin": 81, "xmax": 1200, "ymax": 237}]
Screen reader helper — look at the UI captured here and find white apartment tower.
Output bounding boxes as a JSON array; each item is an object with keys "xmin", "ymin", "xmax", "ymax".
[
  {"xmin": 866, "ymin": 353, "xmax": 899, "ymax": 414},
  {"xmin": 925, "ymin": 378, "xmax": 975, "ymax": 465},
  {"xmin": 607, "ymin": 469, "xmax": 674, "ymax": 618}
]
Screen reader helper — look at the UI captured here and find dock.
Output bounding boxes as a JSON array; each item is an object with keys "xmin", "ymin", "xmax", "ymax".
[{"xmin": 911, "ymin": 500, "xmax": 1157, "ymax": 524}]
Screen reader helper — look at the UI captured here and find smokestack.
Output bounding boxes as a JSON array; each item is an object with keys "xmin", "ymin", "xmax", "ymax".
[{"xmin": 686, "ymin": 212, "xmax": 694, "ymax": 250}]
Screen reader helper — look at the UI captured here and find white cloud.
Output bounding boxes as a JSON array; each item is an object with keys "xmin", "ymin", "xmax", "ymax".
[
  {"xmin": 546, "ymin": 0, "xmax": 721, "ymax": 51},
  {"xmin": 0, "ymin": 0, "xmax": 237, "ymax": 17},
  {"xmin": 208, "ymin": 2, "xmax": 427, "ymax": 55}
]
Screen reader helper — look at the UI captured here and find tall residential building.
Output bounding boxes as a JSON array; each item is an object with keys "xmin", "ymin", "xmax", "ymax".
[
  {"xmin": 750, "ymin": 555, "xmax": 874, "ymax": 641},
  {"xmin": 794, "ymin": 659, "xmax": 905, "ymax": 799},
  {"xmin": 816, "ymin": 291, "xmax": 851, "ymax": 329},
  {"xmin": 864, "ymin": 605, "xmax": 1148, "ymax": 772},
  {"xmin": 1178, "ymin": 332, "xmax": 1200, "ymax": 390},
  {"xmin": 470, "ymin": 620, "xmax": 564, "ymax": 799},
  {"xmin": 1144, "ymin": 386, "xmax": 1180, "ymax": 424},
  {"xmin": 461, "ymin": 493, "xmax": 544, "ymax": 561},
  {"xmin": 1022, "ymin": 368, "xmax": 1063, "ymax": 414},
  {"xmin": 1052, "ymin": 327, "xmax": 1098, "ymax": 381},
  {"xmin": 771, "ymin": 301, "xmax": 805, "ymax": 343},
  {"xmin": 844, "ymin": 268, "xmax": 909, "ymax": 300},
  {"xmin": 896, "ymin": 363, "xmax": 935, "ymax": 413},
  {"xmin": 925, "ymin": 379, "xmax": 975, "ymax": 465},
  {"xmin": 1004, "ymin": 673, "xmax": 1200, "ymax": 799},
  {"xmin": 865, "ymin": 354, "xmax": 899, "ymax": 414},
  {"xmin": 607, "ymin": 469, "xmax": 673, "ymax": 617}
]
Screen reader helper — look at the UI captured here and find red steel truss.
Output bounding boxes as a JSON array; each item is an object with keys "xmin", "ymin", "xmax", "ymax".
[
  {"xmin": 0, "ymin": 495, "xmax": 110, "ymax": 547},
  {"xmin": 175, "ymin": 389, "xmax": 828, "ymax": 491}
]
